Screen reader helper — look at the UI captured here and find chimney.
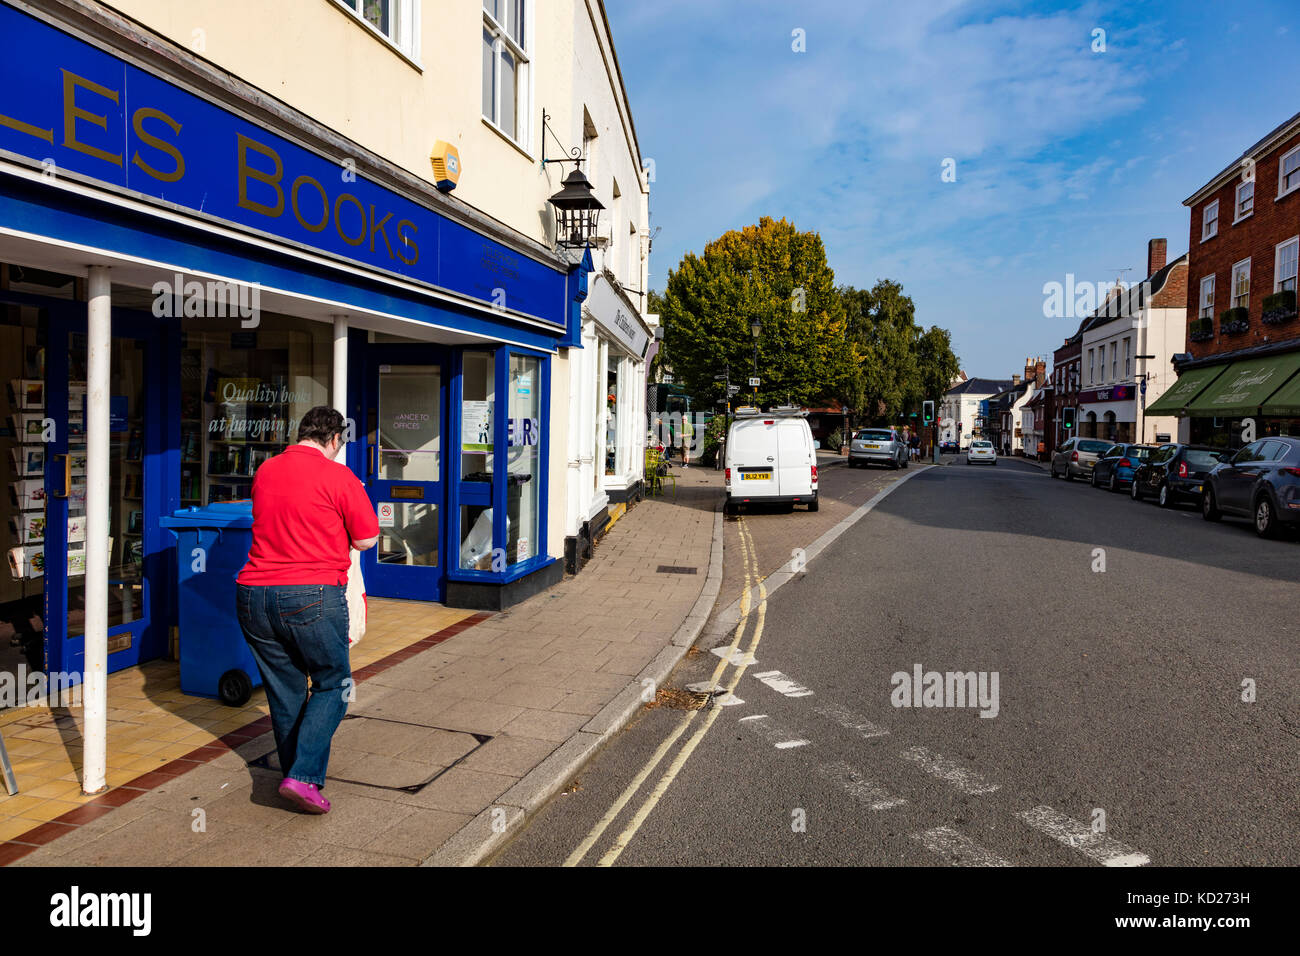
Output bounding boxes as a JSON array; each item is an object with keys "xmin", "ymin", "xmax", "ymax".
[
  {"xmin": 1034, "ymin": 357, "xmax": 1047, "ymax": 386},
  {"xmin": 1147, "ymin": 238, "xmax": 1167, "ymax": 277},
  {"xmin": 1011, "ymin": 374, "xmax": 1021, "ymax": 386},
  {"xmin": 1024, "ymin": 357, "xmax": 1036, "ymax": 383}
]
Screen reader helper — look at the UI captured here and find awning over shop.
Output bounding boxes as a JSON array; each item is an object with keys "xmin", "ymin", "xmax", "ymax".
[
  {"xmin": 1183, "ymin": 352, "xmax": 1300, "ymax": 417},
  {"xmin": 1260, "ymin": 361, "xmax": 1300, "ymax": 416},
  {"xmin": 1143, "ymin": 364, "xmax": 1229, "ymax": 415}
]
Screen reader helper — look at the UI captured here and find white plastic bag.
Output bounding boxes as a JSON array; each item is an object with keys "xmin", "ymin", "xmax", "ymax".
[{"xmin": 346, "ymin": 547, "xmax": 367, "ymax": 647}]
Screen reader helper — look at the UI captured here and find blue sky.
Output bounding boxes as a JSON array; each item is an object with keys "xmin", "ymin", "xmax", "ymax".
[{"xmin": 604, "ymin": 0, "xmax": 1300, "ymax": 378}]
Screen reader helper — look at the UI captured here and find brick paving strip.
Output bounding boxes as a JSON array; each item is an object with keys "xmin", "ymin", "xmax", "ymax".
[
  {"xmin": 3, "ymin": 466, "xmax": 722, "ymax": 868},
  {"xmin": 0, "ymin": 612, "xmax": 493, "ymax": 867}
]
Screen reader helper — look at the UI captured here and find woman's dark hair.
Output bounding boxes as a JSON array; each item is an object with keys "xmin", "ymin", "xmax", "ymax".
[{"xmin": 297, "ymin": 405, "xmax": 345, "ymax": 445}]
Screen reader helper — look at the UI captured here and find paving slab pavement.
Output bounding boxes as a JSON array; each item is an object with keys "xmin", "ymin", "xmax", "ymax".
[{"xmin": 4, "ymin": 464, "xmax": 722, "ymax": 869}]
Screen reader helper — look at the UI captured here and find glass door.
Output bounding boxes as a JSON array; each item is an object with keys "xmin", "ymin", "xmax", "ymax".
[
  {"xmin": 43, "ymin": 310, "xmax": 162, "ymax": 679},
  {"xmin": 363, "ymin": 348, "xmax": 446, "ymax": 601}
]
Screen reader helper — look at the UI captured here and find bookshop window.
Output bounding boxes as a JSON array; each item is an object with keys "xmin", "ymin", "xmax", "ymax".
[
  {"xmin": 458, "ymin": 350, "xmax": 495, "ymax": 570},
  {"xmin": 180, "ymin": 316, "xmax": 331, "ymax": 504},
  {"xmin": 2, "ymin": 305, "xmax": 47, "ymax": 672}
]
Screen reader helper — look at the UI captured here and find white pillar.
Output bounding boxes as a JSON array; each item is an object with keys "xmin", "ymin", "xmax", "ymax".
[
  {"xmin": 82, "ymin": 266, "xmax": 110, "ymax": 795},
  {"xmin": 332, "ymin": 315, "xmax": 348, "ymax": 462}
]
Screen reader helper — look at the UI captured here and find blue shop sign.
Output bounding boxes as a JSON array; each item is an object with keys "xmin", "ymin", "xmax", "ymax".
[{"xmin": 0, "ymin": 2, "xmax": 566, "ymax": 327}]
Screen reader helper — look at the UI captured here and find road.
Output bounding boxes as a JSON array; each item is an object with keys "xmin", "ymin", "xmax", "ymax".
[{"xmin": 491, "ymin": 456, "xmax": 1300, "ymax": 866}]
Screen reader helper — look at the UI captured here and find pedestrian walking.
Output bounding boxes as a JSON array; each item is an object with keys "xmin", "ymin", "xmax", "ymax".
[
  {"xmin": 909, "ymin": 432, "xmax": 920, "ymax": 461},
  {"xmin": 682, "ymin": 413, "xmax": 695, "ymax": 467},
  {"xmin": 236, "ymin": 406, "xmax": 379, "ymax": 815}
]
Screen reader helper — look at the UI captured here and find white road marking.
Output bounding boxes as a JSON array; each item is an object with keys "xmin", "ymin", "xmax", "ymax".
[
  {"xmin": 898, "ymin": 746, "xmax": 1000, "ymax": 795},
  {"xmin": 1015, "ymin": 805, "xmax": 1151, "ymax": 867},
  {"xmin": 818, "ymin": 760, "xmax": 905, "ymax": 810},
  {"xmin": 711, "ymin": 646, "xmax": 758, "ymax": 666},
  {"xmin": 813, "ymin": 702, "xmax": 889, "ymax": 738},
  {"xmin": 715, "ymin": 694, "xmax": 745, "ymax": 706},
  {"xmin": 912, "ymin": 826, "xmax": 1012, "ymax": 867},
  {"xmin": 752, "ymin": 670, "xmax": 815, "ymax": 698},
  {"xmin": 685, "ymin": 681, "xmax": 721, "ymax": 694},
  {"xmin": 738, "ymin": 714, "xmax": 810, "ymax": 750}
]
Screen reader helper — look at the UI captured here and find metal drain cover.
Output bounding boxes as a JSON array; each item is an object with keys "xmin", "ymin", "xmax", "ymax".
[{"xmin": 247, "ymin": 715, "xmax": 489, "ymax": 792}]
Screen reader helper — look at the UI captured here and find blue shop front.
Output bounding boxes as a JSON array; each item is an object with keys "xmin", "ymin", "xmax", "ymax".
[{"xmin": 0, "ymin": 0, "xmax": 579, "ymax": 684}]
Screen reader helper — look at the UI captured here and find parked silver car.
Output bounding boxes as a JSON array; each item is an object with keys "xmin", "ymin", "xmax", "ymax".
[
  {"xmin": 849, "ymin": 428, "xmax": 908, "ymax": 469},
  {"xmin": 1049, "ymin": 437, "xmax": 1113, "ymax": 481}
]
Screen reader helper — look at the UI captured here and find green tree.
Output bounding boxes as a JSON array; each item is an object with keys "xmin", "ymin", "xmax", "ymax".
[
  {"xmin": 841, "ymin": 279, "xmax": 918, "ymax": 422},
  {"xmin": 910, "ymin": 325, "xmax": 962, "ymax": 412},
  {"xmin": 660, "ymin": 218, "xmax": 858, "ymax": 411}
]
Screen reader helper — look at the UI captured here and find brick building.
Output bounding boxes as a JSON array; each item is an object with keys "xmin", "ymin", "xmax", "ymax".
[{"xmin": 1145, "ymin": 112, "xmax": 1300, "ymax": 445}]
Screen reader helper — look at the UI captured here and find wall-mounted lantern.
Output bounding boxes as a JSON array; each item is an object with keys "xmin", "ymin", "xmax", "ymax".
[{"xmin": 542, "ymin": 109, "xmax": 603, "ymax": 249}]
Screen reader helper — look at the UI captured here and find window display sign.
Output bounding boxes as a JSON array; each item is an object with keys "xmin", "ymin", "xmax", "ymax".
[{"xmin": 462, "ymin": 400, "xmax": 493, "ymax": 451}]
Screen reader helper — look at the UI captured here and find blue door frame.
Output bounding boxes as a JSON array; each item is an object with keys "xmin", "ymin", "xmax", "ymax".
[
  {"xmin": 39, "ymin": 301, "xmax": 173, "ymax": 680},
  {"xmin": 360, "ymin": 345, "xmax": 448, "ymax": 602}
]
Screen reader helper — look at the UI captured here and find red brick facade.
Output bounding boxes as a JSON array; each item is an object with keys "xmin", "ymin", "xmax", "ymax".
[{"xmin": 1185, "ymin": 124, "xmax": 1300, "ymax": 360}]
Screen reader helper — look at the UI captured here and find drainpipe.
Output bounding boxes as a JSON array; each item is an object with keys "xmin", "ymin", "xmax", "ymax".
[
  {"xmin": 82, "ymin": 266, "xmax": 110, "ymax": 795},
  {"xmin": 332, "ymin": 315, "xmax": 348, "ymax": 462}
]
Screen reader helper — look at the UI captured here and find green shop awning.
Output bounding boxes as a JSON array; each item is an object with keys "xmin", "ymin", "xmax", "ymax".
[
  {"xmin": 1183, "ymin": 352, "xmax": 1300, "ymax": 418},
  {"xmin": 1144, "ymin": 364, "xmax": 1229, "ymax": 415},
  {"xmin": 1261, "ymin": 362, "xmax": 1300, "ymax": 416}
]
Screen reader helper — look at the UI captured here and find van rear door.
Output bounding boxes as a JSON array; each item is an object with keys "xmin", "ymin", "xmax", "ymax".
[
  {"xmin": 730, "ymin": 420, "xmax": 779, "ymax": 498},
  {"xmin": 776, "ymin": 421, "xmax": 813, "ymax": 497}
]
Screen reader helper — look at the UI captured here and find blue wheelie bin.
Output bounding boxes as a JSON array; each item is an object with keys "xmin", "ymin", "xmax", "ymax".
[{"xmin": 160, "ymin": 502, "xmax": 262, "ymax": 706}]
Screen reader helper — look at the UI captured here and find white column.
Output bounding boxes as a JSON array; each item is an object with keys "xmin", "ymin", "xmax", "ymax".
[
  {"xmin": 82, "ymin": 266, "xmax": 110, "ymax": 795},
  {"xmin": 332, "ymin": 315, "xmax": 348, "ymax": 462}
]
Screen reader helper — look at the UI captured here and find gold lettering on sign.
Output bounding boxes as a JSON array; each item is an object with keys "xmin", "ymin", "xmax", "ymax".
[
  {"xmin": 291, "ymin": 175, "xmax": 329, "ymax": 232},
  {"xmin": 131, "ymin": 107, "xmax": 185, "ymax": 183},
  {"xmin": 334, "ymin": 193, "xmax": 365, "ymax": 246},
  {"xmin": 62, "ymin": 70, "xmax": 123, "ymax": 166},
  {"xmin": 236, "ymin": 133, "xmax": 284, "ymax": 217},
  {"xmin": 396, "ymin": 219, "xmax": 419, "ymax": 265},
  {"xmin": 0, "ymin": 108, "xmax": 54, "ymax": 142}
]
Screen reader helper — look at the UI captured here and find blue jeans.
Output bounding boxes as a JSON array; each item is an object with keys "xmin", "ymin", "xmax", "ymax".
[{"xmin": 236, "ymin": 583, "xmax": 350, "ymax": 787}]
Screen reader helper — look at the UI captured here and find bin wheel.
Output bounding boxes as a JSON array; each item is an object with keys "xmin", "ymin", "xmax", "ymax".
[{"xmin": 218, "ymin": 669, "xmax": 253, "ymax": 707}]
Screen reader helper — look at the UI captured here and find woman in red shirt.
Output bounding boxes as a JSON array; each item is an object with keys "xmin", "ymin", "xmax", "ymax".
[{"xmin": 236, "ymin": 406, "xmax": 379, "ymax": 814}]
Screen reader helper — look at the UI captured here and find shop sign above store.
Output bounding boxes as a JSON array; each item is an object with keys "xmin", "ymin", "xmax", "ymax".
[
  {"xmin": 0, "ymin": 3, "xmax": 565, "ymax": 326},
  {"xmin": 584, "ymin": 275, "xmax": 650, "ymax": 358}
]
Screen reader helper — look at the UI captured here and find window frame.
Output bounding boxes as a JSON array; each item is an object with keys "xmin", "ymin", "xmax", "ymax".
[
  {"xmin": 1199, "ymin": 274, "xmax": 1216, "ymax": 320},
  {"xmin": 1201, "ymin": 199, "xmax": 1219, "ymax": 241},
  {"xmin": 330, "ymin": 0, "xmax": 422, "ymax": 66},
  {"xmin": 1234, "ymin": 179, "xmax": 1254, "ymax": 222},
  {"xmin": 1230, "ymin": 258, "xmax": 1251, "ymax": 310},
  {"xmin": 1123, "ymin": 337, "xmax": 1131, "ymax": 380},
  {"xmin": 1274, "ymin": 236, "xmax": 1299, "ymax": 293},
  {"xmin": 482, "ymin": 0, "xmax": 534, "ymax": 152},
  {"xmin": 1278, "ymin": 145, "xmax": 1300, "ymax": 200}
]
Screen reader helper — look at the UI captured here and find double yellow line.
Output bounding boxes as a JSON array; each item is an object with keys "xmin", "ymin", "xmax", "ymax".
[{"xmin": 564, "ymin": 516, "xmax": 769, "ymax": 867}]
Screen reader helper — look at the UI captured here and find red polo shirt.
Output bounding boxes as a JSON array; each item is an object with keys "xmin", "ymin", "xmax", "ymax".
[{"xmin": 237, "ymin": 444, "xmax": 379, "ymax": 586}]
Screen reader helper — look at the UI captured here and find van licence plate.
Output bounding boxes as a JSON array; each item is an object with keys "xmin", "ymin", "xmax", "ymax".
[{"xmin": 741, "ymin": 471, "xmax": 771, "ymax": 480}]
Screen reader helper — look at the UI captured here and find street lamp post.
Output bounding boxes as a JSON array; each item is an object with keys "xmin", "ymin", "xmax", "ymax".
[{"xmin": 751, "ymin": 318, "xmax": 761, "ymax": 404}]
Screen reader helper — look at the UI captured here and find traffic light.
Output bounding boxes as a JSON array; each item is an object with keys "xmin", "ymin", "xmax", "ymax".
[
  {"xmin": 1062, "ymin": 406, "xmax": 1075, "ymax": 430},
  {"xmin": 922, "ymin": 400, "xmax": 934, "ymax": 424}
]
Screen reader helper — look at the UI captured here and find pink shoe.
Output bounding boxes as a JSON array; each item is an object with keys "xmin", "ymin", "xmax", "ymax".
[{"xmin": 279, "ymin": 777, "xmax": 331, "ymax": 814}]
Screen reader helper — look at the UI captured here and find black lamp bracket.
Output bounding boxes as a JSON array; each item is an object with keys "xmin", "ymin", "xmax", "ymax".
[{"xmin": 541, "ymin": 109, "xmax": 584, "ymax": 169}]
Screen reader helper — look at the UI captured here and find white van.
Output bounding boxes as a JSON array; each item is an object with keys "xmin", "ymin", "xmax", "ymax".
[{"xmin": 723, "ymin": 407, "xmax": 818, "ymax": 515}]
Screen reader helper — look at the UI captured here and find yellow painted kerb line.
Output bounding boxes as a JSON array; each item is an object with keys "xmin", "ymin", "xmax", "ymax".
[
  {"xmin": 596, "ymin": 519, "xmax": 769, "ymax": 866},
  {"xmin": 564, "ymin": 514, "xmax": 761, "ymax": 867}
]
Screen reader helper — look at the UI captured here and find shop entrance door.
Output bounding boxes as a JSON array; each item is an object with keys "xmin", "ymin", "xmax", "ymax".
[
  {"xmin": 42, "ymin": 309, "xmax": 165, "ymax": 680},
  {"xmin": 362, "ymin": 348, "xmax": 447, "ymax": 601}
]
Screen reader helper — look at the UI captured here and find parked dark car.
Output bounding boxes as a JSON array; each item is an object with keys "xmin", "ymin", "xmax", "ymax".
[
  {"xmin": 1130, "ymin": 443, "xmax": 1225, "ymax": 508},
  {"xmin": 940, "ymin": 440, "xmax": 959, "ymax": 454},
  {"xmin": 1201, "ymin": 437, "xmax": 1300, "ymax": 537},
  {"xmin": 1090, "ymin": 444, "xmax": 1156, "ymax": 492}
]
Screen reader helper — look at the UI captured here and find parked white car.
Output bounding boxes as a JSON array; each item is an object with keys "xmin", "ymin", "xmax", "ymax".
[
  {"xmin": 967, "ymin": 439, "xmax": 997, "ymax": 465},
  {"xmin": 724, "ymin": 407, "xmax": 819, "ymax": 515}
]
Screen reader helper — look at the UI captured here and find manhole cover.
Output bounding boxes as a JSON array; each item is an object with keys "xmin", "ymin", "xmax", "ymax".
[{"xmin": 247, "ymin": 715, "xmax": 489, "ymax": 792}]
